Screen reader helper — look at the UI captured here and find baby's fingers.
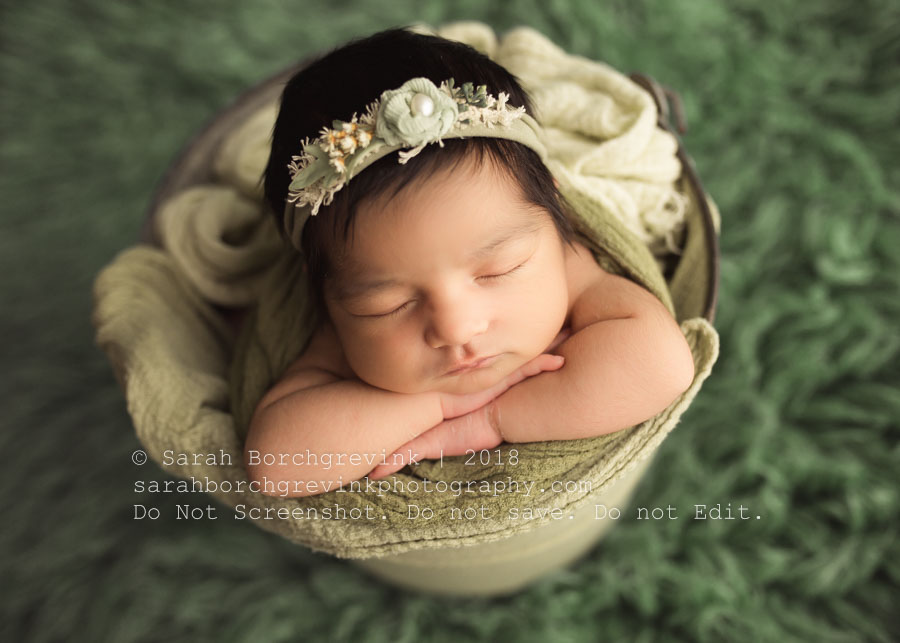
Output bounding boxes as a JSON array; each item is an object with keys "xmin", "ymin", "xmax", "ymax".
[
  {"xmin": 368, "ymin": 452, "xmax": 420, "ymax": 480},
  {"xmin": 519, "ymin": 353, "xmax": 565, "ymax": 377}
]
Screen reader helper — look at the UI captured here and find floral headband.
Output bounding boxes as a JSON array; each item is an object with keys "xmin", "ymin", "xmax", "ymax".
[{"xmin": 282, "ymin": 77, "xmax": 548, "ymax": 249}]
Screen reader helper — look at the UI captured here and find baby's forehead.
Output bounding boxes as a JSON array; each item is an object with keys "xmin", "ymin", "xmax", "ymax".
[{"xmin": 329, "ymin": 212, "xmax": 548, "ymax": 285}]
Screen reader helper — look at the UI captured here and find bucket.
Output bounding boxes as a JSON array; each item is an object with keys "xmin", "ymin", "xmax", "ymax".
[{"xmin": 133, "ymin": 48, "xmax": 719, "ymax": 597}]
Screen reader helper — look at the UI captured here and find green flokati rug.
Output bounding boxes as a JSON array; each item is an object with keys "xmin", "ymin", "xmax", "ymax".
[{"xmin": 2, "ymin": 1, "xmax": 897, "ymax": 641}]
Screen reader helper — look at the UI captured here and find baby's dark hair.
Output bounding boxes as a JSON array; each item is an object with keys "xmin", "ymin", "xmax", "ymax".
[{"xmin": 263, "ymin": 28, "xmax": 579, "ymax": 311}]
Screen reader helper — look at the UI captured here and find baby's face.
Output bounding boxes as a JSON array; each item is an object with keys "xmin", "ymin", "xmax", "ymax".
[{"xmin": 323, "ymin": 158, "xmax": 570, "ymax": 395}]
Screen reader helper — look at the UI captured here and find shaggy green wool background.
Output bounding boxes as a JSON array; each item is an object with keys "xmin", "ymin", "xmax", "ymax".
[{"xmin": 2, "ymin": 1, "xmax": 898, "ymax": 641}]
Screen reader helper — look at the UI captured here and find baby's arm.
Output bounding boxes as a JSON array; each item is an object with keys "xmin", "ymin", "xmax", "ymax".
[
  {"xmin": 493, "ymin": 269, "xmax": 695, "ymax": 442},
  {"xmin": 243, "ymin": 321, "xmax": 563, "ymax": 497}
]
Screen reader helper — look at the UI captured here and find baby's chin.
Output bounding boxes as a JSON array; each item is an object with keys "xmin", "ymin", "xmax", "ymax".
[{"xmin": 364, "ymin": 362, "xmax": 514, "ymax": 396}]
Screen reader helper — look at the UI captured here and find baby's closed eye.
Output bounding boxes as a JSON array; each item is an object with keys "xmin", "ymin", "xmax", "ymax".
[
  {"xmin": 352, "ymin": 258, "xmax": 531, "ymax": 319},
  {"xmin": 476, "ymin": 260, "xmax": 528, "ymax": 282}
]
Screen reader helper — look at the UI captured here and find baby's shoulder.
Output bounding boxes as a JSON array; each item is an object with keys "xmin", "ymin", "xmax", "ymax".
[
  {"xmin": 563, "ymin": 239, "xmax": 607, "ymax": 306},
  {"xmin": 285, "ymin": 318, "xmax": 356, "ymax": 380},
  {"xmin": 564, "ymin": 240, "xmax": 667, "ymax": 332}
]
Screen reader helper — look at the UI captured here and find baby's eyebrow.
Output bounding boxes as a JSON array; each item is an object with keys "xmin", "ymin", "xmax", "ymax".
[
  {"xmin": 469, "ymin": 217, "xmax": 544, "ymax": 262},
  {"xmin": 334, "ymin": 217, "xmax": 543, "ymax": 302}
]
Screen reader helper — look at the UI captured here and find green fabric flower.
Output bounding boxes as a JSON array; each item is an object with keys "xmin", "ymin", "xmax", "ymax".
[{"xmin": 375, "ymin": 78, "xmax": 459, "ymax": 147}]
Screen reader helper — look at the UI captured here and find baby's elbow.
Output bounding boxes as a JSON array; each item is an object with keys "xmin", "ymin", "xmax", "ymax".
[
  {"xmin": 243, "ymin": 456, "xmax": 306, "ymax": 499},
  {"xmin": 660, "ymin": 327, "xmax": 695, "ymax": 401},
  {"xmin": 243, "ymin": 415, "xmax": 280, "ymax": 496},
  {"xmin": 634, "ymin": 300, "xmax": 695, "ymax": 399},
  {"xmin": 243, "ymin": 432, "xmax": 342, "ymax": 499},
  {"xmin": 635, "ymin": 309, "xmax": 695, "ymax": 410},
  {"xmin": 243, "ymin": 441, "xmax": 271, "ymax": 495}
]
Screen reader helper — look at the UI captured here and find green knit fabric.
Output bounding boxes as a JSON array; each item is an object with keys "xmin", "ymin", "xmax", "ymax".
[
  {"xmin": 220, "ymin": 191, "xmax": 718, "ymax": 557},
  {"xmin": 8, "ymin": 1, "xmax": 898, "ymax": 640},
  {"xmin": 89, "ymin": 23, "xmax": 722, "ymax": 558}
]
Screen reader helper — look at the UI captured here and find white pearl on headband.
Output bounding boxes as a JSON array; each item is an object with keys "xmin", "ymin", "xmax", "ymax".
[{"xmin": 410, "ymin": 93, "xmax": 435, "ymax": 117}]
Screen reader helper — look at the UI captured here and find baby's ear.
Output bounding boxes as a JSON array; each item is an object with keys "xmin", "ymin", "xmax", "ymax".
[{"xmin": 553, "ymin": 177, "xmax": 559, "ymax": 189}]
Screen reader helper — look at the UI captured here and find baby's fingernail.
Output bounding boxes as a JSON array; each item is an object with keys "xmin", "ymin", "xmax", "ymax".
[{"xmin": 555, "ymin": 355, "xmax": 565, "ymax": 364}]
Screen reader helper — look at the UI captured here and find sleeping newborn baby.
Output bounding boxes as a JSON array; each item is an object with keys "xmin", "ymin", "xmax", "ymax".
[{"xmin": 244, "ymin": 28, "xmax": 695, "ymax": 497}]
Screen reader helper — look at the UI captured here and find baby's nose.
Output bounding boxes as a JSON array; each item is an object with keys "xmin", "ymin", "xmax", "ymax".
[{"xmin": 425, "ymin": 299, "xmax": 489, "ymax": 349}]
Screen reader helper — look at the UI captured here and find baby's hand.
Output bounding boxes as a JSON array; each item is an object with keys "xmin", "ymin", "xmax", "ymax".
[
  {"xmin": 368, "ymin": 406, "xmax": 503, "ymax": 479},
  {"xmin": 437, "ymin": 328, "xmax": 571, "ymax": 420},
  {"xmin": 368, "ymin": 328, "xmax": 571, "ymax": 480}
]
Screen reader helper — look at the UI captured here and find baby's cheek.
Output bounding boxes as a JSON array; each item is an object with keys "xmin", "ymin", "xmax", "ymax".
[{"xmin": 351, "ymin": 341, "xmax": 421, "ymax": 390}]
